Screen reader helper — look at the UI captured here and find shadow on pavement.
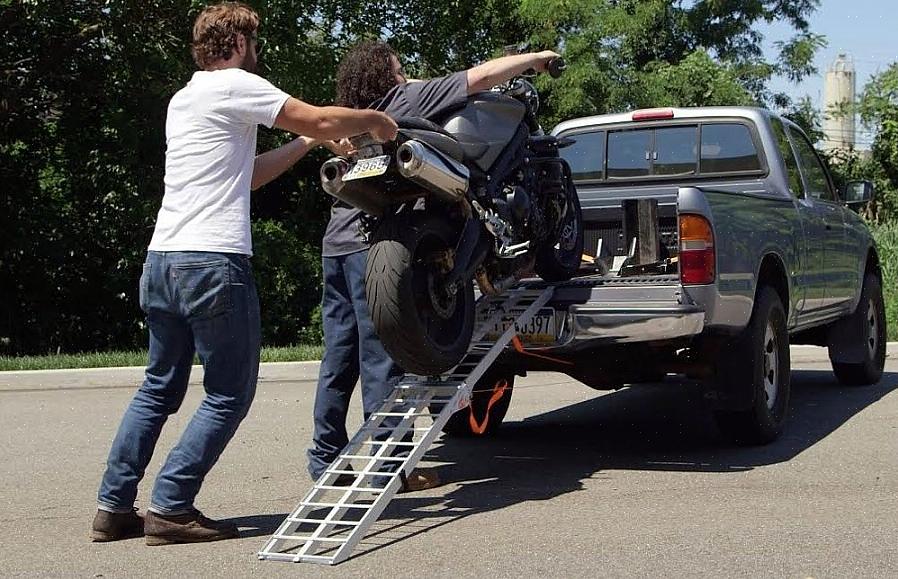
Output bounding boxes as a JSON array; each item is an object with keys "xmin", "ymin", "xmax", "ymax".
[
  {"xmin": 230, "ymin": 513, "xmax": 288, "ymax": 538},
  {"xmin": 346, "ymin": 369, "xmax": 898, "ymax": 558}
]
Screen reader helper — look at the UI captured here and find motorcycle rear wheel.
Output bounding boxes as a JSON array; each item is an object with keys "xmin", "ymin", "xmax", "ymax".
[
  {"xmin": 366, "ymin": 213, "xmax": 475, "ymax": 376},
  {"xmin": 534, "ymin": 177, "xmax": 584, "ymax": 282}
]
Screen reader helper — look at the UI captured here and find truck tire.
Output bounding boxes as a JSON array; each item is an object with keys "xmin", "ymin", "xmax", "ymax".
[
  {"xmin": 714, "ymin": 286, "xmax": 791, "ymax": 445},
  {"xmin": 439, "ymin": 367, "xmax": 515, "ymax": 437},
  {"xmin": 830, "ymin": 272, "xmax": 886, "ymax": 386},
  {"xmin": 366, "ymin": 214, "xmax": 475, "ymax": 376}
]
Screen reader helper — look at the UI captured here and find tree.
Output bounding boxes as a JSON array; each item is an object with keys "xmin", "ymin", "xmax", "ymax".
[
  {"xmin": 519, "ymin": 0, "xmax": 825, "ymax": 126},
  {"xmin": 857, "ymin": 63, "xmax": 898, "ymax": 221}
]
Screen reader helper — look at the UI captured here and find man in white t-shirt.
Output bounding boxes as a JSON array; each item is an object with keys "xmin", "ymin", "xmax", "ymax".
[{"xmin": 92, "ymin": 2, "xmax": 397, "ymax": 546}]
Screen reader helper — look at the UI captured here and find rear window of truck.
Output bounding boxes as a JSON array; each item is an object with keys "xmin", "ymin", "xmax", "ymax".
[{"xmin": 563, "ymin": 122, "xmax": 763, "ymax": 182}]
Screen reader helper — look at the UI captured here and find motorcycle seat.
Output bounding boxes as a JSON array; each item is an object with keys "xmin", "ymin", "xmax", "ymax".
[{"xmin": 397, "ymin": 117, "xmax": 488, "ymax": 163}]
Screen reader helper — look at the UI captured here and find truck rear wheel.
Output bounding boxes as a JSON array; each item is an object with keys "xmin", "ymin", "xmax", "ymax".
[
  {"xmin": 830, "ymin": 272, "xmax": 886, "ymax": 386},
  {"xmin": 438, "ymin": 368, "xmax": 515, "ymax": 437},
  {"xmin": 713, "ymin": 286, "xmax": 791, "ymax": 445}
]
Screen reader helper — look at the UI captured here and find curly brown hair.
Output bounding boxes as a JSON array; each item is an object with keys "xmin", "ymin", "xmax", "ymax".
[
  {"xmin": 191, "ymin": 2, "xmax": 259, "ymax": 70},
  {"xmin": 335, "ymin": 40, "xmax": 401, "ymax": 109}
]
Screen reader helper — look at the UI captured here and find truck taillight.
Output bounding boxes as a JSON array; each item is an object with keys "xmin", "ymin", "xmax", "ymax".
[{"xmin": 679, "ymin": 214, "xmax": 715, "ymax": 285}]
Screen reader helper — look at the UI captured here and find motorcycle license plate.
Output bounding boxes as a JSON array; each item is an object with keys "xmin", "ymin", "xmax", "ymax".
[
  {"xmin": 343, "ymin": 155, "xmax": 390, "ymax": 181},
  {"xmin": 484, "ymin": 308, "xmax": 557, "ymax": 345}
]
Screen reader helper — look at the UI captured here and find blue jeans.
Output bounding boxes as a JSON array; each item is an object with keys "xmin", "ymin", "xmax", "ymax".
[
  {"xmin": 97, "ymin": 251, "xmax": 260, "ymax": 515},
  {"xmin": 307, "ymin": 250, "xmax": 404, "ymax": 480}
]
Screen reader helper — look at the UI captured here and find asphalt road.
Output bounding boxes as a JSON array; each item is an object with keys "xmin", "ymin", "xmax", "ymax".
[{"xmin": 1, "ymin": 346, "xmax": 896, "ymax": 578}]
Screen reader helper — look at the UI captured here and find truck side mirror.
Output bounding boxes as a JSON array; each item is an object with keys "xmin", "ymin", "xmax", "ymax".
[{"xmin": 841, "ymin": 180, "xmax": 875, "ymax": 207}]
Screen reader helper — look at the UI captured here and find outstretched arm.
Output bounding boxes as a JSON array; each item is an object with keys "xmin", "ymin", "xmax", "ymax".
[
  {"xmin": 273, "ymin": 97, "xmax": 398, "ymax": 142},
  {"xmin": 252, "ymin": 136, "xmax": 318, "ymax": 191},
  {"xmin": 466, "ymin": 50, "xmax": 560, "ymax": 94}
]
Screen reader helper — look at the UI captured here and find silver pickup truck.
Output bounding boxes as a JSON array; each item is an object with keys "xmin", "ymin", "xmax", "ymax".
[{"xmin": 452, "ymin": 106, "xmax": 886, "ymax": 445}]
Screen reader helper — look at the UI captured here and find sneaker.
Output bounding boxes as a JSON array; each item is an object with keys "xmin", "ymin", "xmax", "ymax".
[
  {"xmin": 399, "ymin": 468, "xmax": 441, "ymax": 493},
  {"xmin": 144, "ymin": 510, "xmax": 239, "ymax": 546},
  {"xmin": 91, "ymin": 509, "xmax": 144, "ymax": 542}
]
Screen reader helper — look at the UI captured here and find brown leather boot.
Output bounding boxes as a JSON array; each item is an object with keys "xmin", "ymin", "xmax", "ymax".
[
  {"xmin": 91, "ymin": 509, "xmax": 144, "ymax": 542},
  {"xmin": 399, "ymin": 468, "xmax": 442, "ymax": 493},
  {"xmin": 144, "ymin": 510, "xmax": 239, "ymax": 546}
]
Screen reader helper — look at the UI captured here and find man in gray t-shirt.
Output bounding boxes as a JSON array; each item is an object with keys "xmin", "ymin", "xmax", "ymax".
[{"xmin": 307, "ymin": 40, "xmax": 558, "ymax": 490}]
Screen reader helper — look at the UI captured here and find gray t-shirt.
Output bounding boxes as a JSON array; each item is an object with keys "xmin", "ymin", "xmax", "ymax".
[{"xmin": 321, "ymin": 71, "xmax": 469, "ymax": 257}]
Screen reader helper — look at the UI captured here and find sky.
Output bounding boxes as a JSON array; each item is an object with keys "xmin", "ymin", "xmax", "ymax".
[{"xmin": 760, "ymin": 0, "xmax": 898, "ymax": 148}]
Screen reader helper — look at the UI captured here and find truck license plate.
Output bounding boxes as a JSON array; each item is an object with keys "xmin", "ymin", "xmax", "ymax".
[
  {"xmin": 342, "ymin": 155, "xmax": 390, "ymax": 181},
  {"xmin": 484, "ymin": 308, "xmax": 557, "ymax": 344}
]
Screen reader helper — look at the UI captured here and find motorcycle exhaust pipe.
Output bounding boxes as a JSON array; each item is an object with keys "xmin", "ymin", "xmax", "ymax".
[
  {"xmin": 320, "ymin": 157, "xmax": 350, "ymax": 197},
  {"xmin": 320, "ymin": 157, "xmax": 386, "ymax": 217},
  {"xmin": 396, "ymin": 140, "xmax": 469, "ymax": 204}
]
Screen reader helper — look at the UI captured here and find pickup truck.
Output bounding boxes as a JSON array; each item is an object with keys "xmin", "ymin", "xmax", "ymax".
[{"xmin": 449, "ymin": 106, "xmax": 886, "ymax": 445}]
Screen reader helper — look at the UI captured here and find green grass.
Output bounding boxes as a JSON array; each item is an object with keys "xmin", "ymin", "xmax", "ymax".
[
  {"xmin": 0, "ymin": 344, "xmax": 324, "ymax": 372},
  {"xmin": 872, "ymin": 221, "xmax": 898, "ymax": 341}
]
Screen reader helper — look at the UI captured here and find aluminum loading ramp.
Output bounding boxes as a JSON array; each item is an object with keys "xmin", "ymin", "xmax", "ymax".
[{"xmin": 258, "ymin": 285, "xmax": 554, "ymax": 565}]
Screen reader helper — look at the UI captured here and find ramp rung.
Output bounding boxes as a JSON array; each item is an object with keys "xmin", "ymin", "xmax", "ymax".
[
  {"xmin": 359, "ymin": 426, "xmax": 432, "ymax": 433},
  {"xmin": 274, "ymin": 534, "xmax": 347, "ymax": 543},
  {"xmin": 339, "ymin": 454, "xmax": 406, "ymax": 462},
  {"xmin": 399, "ymin": 385, "xmax": 461, "ymax": 393},
  {"xmin": 301, "ymin": 501, "xmax": 371, "ymax": 509},
  {"xmin": 325, "ymin": 468, "xmax": 401, "ymax": 478},
  {"xmin": 288, "ymin": 518, "xmax": 362, "ymax": 527},
  {"xmin": 315, "ymin": 485, "xmax": 388, "ymax": 492},
  {"xmin": 360, "ymin": 440, "xmax": 417, "ymax": 447},
  {"xmin": 371, "ymin": 411, "xmax": 439, "ymax": 418},
  {"xmin": 262, "ymin": 553, "xmax": 335, "ymax": 563}
]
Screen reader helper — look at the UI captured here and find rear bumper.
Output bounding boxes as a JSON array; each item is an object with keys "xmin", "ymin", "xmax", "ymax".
[
  {"xmin": 516, "ymin": 275, "xmax": 707, "ymax": 352},
  {"xmin": 565, "ymin": 304, "xmax": 705, "ymax": 345}
]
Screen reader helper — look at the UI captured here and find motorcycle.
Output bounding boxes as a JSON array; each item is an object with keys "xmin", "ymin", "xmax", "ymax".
[{"xmin": 320, "ymin": 53, "xmax": 583, "ymax": 376}]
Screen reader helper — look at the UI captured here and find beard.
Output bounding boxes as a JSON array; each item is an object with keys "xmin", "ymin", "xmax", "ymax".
[{"xmin": 241, "ymin": 50, "xmax": 258, "ymax": 74}]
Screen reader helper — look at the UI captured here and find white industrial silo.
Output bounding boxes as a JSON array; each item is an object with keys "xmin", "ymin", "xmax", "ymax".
[{"xmin": 822, "ymin": 53, "xmax": 856, "ymax": 151}]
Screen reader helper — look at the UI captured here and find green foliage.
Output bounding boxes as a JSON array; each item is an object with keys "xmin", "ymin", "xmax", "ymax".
[
  {"xmin": 785, "ymin": 95, "xmax": 825, "ymax": 144},
  {"xmin": 871, "ymin": 221, "xmax": 898, "ymax": 341},
  {"xmin": 858, "ymin": 64, "xmax": 898, "ymax": 221},
  {"xmin": 641, "ymin": 50, "xmax": 755, "ymax": 108},
  {"xmin": 824, "ymin": 63, "xmax": 898, "ymax": 223},
  {"xmin": 0, "ymin": 0, "xmax": 519, "ymax": 355},
  {"xmin": 1, "ymin": 1, "xmax": 188, "ymax": 355},
  {"xmin": 523, "ymin": 0, "xmax": 823, "ymax": 126},
  {"xmin": 250, "ymin": 219, "xmax": 322, "ymax": 346}
]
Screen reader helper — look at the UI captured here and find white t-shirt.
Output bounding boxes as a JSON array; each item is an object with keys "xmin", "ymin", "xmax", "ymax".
[{"xmin": 148, "ymin": 68, "xmax": 290, "ymax": 256}]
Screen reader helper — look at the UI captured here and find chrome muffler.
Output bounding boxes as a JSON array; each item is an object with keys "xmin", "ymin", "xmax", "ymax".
[
  {"xmin": 320, "ymin": 157, "xmax": 350, "ymax": 197},
  {"xmin": 320, "ymin": 157, "xmax": 386, "ymax": 216},
  {"xmin": 396, "ymin": 140, "xmax": 469, "ymax": 203}
]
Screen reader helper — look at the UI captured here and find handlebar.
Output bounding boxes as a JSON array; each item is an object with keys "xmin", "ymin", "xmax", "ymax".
[{"xmin": 547, "ymin": 57, "xmax": 566, "ymax": 79}]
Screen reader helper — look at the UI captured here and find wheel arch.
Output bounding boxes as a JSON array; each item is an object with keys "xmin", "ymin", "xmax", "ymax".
[
  {"xmin": 866, "ymin": 245, "xmax": 882, "ymax": 283},
  {"xmin": 756, "ymin": 252, "xmax": 790, "ymax": 319}
]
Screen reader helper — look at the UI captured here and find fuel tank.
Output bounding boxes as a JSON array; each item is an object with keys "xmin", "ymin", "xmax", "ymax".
[{"xmin": 441, "ymin": 92, "xmax": 526, "ymax": 172}]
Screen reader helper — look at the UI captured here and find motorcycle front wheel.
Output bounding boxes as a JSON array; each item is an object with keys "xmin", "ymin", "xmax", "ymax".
[
  {"xmin": 534, "ymin": 176, "xmax": 584, "ymax": 282},
  {"xmin": 366, "ymin": 212, "xmax": 475, "ymax": 376}
]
